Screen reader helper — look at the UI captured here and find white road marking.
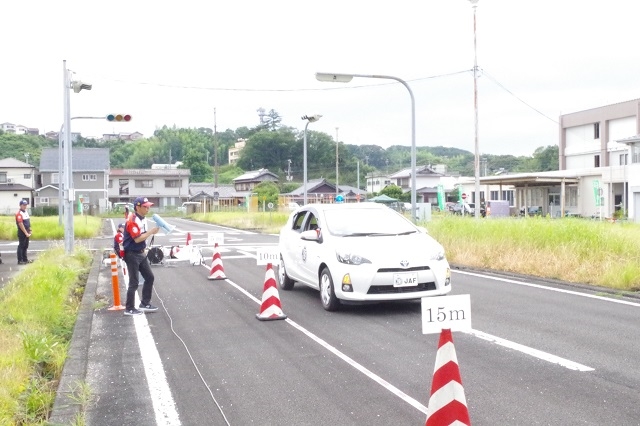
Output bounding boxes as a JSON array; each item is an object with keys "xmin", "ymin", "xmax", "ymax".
[
  {"xmin": 133, "ymin": 312, "xmax": 182, "ymax": 425},
  {"xmin": 221, "ymin": 275, "xmax": 430, "ymax": 416},
  {"xmin": 465, "ymin": 329, "xmax": 594, "ymax": 372},
  {"xmin": 454, "ymin": 270, "xmax": 640, "ymax": 307},
  {"xmin": 124, "ymin": 270, "xmax": 181, "ymax": 424}
]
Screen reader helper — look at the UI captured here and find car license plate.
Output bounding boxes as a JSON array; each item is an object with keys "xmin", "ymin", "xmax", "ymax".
[{"xmin": 393, "ymin": 272, "xmax": 418, "ymax": 287}]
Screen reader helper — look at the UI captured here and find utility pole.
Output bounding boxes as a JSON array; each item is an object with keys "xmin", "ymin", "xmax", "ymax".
[
  {"xmin": 335, "ymin": 127, "xmax": 339, "ymax": 197},
  {"xmin": 214, "ymin": 107, "xmax": 218, "ymax": 188}
]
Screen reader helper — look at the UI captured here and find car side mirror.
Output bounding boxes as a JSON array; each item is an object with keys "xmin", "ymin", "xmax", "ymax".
[{"xmin": 300, "ymin": 229, "xmax": 322, "ymax": 243}]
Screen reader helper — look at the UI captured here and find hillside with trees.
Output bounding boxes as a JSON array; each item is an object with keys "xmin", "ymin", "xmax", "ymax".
[{"xmin": 0, "ymin": 111, "xmax": 559, "ymax": 191}]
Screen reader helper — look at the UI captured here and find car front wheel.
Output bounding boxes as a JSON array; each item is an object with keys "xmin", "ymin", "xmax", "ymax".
[
  {"xmin": 319, "ymin": 267, "xmax": 340, "ymax": 311},
  {"xmin": 278, "ymin": 256, "xmax": 295, "ymax": 290}
]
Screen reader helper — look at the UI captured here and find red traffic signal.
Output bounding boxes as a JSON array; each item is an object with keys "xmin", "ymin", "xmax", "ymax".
[{"xmin": 106, "ymin": 114, "xmax": 132, "ymax": 122}]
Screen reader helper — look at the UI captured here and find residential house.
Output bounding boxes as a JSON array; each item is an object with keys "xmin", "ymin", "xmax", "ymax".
[
  {"xmin": 108, "ymin": 168, "xmax": 191, "ymax": 210},
  {"xmin": 387, "ymin": 165, "xmax": 460, "ymax": 204},
  {"xmin": 0, "ymin": 158, "xmax": 35, "ymax": 214},
  {"xmin": 285, "ymin": 178, "xmax": 367, "ymax": 204},
  {"xmin": 365, "ymin": 172, "xmax": 392, "ymax": 193},
  {"xmin": 187, "ymin": 169, "xmax": 282, "ymax": 211},
  {"xmin": 37, "ymin": 148, "xmax": 110, "ymax": 214},
  {"xmin": 0, "ymin": 122, "xmax": 39, "ymax": 135}
]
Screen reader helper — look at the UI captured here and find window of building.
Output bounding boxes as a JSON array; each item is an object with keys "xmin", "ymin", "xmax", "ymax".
[
  {"xmin": 82, "ymin": 174, "xmax": 97, "ymax": 181},
  {"xmin": 620, "ymin": 153, "xmax": 628, "ymax": 166},
  {"xmin": 52, "ymin": 173, "xmax": 59, "ymax": 184},
  {"xmin": 631, "ymin": 144, "xmax": 640, "ymax": 163},
  {"xmin": 0, "ymin": 172, "xmax": 7, "ymax": 183},
  {"xmin": 594, "ymin": 155, "xmax": 600, "ymax": 167},
  {"xmin": 23, "ymin": 174, "xmax": 31, "ymax": 179},
  {"xmin": 165, "ymin": 179, "xmax": 180, "ymax": 188},
  {"xmin": 566, "ymin": 187, "xmax": 578, "ymax": 207},
  {"xmin": 119, "ymin": 179, "xmax": 129, "ymax": 195},
  {"xmin": 39, "ymin": 197, "xmax": 49, "ymax": 205},
  {"xmin": 136, "ymin": 180, "xmax": 153, "ymax": 188},
  {"xmin": 594, "ymin": 122, "xmax": 600, "ymax": 139}
]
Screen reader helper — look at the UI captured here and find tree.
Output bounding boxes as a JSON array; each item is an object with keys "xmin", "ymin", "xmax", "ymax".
[
  {"xmin": 236, "ymin": 128, "xmax": 296, "ymax": 172},
  {"xmin": 379, "ymin": 184, "xmax": 403, "ymax": 199},
  {"xmin": 253, "ymin": 181, "xmax": 280, "ymax": 209}
]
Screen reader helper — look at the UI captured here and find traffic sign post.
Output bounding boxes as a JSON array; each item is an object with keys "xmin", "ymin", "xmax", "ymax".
[{"xmin": 461, "ymin": 193, "xmax": 467, "ymax": 200}]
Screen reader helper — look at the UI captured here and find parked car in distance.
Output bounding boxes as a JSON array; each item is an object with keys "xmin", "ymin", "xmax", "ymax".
[
  {"xmin": 178, "ymin": 201, "xmax": 202, "ymax": 214},
  {"xmin": 451, "ymin": 202, "xmax": 486, "ymax": 217},
  {"xmin": 277, "ymin": 203, "xmax": 451, "ymax": 311},
  {"xmin": 286, "ymin": 202, "xmax": 301, "ymax": 211}
]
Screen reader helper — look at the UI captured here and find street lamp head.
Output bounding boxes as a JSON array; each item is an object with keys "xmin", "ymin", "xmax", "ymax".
[
  {"xmin": 71, "ymin": 80, "xmax": 92, "ymax": 93},
  {"xmin": 301, "ymin": 114, "xmax": 322, "ymax": 123},
  {"xmin": 315, "ymin": 72, "xmax": 354, "ymax": 83}
]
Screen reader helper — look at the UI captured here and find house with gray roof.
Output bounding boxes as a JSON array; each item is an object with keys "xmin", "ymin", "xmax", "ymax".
[
  {"xmin": 108, "ymin": 168, "xmax": 191, "ymax": 210},
  {"xmin": 38, "ymin": 148, "xmax": 110, "ymax": 213}
]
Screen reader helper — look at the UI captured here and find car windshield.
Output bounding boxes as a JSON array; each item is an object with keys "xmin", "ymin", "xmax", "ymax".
[{"xmin": 323, "ymin": 207, "xmax": 417, "ymax": 236}]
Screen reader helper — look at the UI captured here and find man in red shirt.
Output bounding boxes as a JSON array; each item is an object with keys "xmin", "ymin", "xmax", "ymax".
[{"xmin": 15, "ymin": 199, "xmax": 32, "ymax": 264}]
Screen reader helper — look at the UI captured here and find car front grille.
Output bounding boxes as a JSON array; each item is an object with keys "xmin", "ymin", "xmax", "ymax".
[
  {"xmin": 376, "ymin": 266, "xmax": 430, "ymax": 273},
  {"xmin": 367, "ymin": 282, "xmax": 437, "ymax": 294}
]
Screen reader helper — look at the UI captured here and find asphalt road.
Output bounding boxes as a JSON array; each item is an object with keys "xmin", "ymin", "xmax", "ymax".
[{"xmin": 41, "ymin": 217, "xmax": 640, "ymax": 425}]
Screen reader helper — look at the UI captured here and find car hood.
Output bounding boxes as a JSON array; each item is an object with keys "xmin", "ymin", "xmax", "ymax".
[{"xmin": 332, "ymin": 232, "xmax": 445, "ymax": 264}]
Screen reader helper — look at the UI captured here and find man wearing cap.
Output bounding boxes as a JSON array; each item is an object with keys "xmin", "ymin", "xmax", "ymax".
[
  {"xmin": 122, "ymin": 197, "xmax": 160, "ymax": 316},
  {"xmin": 16, "ymin": 199, "xmax": 32, "ymax": 264}
]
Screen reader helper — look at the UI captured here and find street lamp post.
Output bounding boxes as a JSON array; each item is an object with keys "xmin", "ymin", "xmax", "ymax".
[
  {"xmin": 335, "ymin": 127, "xmax": 339, "ymax": 198},
  {"xmin": 62, "ymin": 60, "xmax": 92, "ymax": 254},
  {"xmin": 316, "ymin": 72, "xmax": 417, "ymax": 222},
  {"xmin": 301, "ymin": 114, "xmax": 322, "ymax": 205},
  {"xmin": 469, "ymin": 0, "xmax": 481, "ymax": 218}
]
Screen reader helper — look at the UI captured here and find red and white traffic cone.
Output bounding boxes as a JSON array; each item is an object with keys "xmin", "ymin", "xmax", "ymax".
[
  {"xmin": 426, "ymin": 328, "xmax": 471, "ymax": 426},
  {"xmin": 208, "ymin": 243, "xmax": 226, "ymax": 280},
  {"xmin": 255, "ymin": 263, "xmax": 287, "ymax": 321},
  {"xmin": 186, "ymin": 232, "xmax": 192, "ymax": 246}
]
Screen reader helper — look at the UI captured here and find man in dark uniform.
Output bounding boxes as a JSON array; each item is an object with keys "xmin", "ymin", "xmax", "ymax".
[
  {"xmin": 16, "ymin": 199, "xmax": 32, "ymax": 264},
  {"xmin": 122, "ymin": 197, "xmax": 160, "ymax": 316}
]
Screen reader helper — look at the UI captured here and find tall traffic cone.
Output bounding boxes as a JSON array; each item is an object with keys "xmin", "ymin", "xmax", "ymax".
[
  {"xmin": 426, "ymin": 328, "xmax": 471, "ymax": 426},
  {"xmin": 255, "ymin": 263, "xmax": 287, "ymax": 321},
  {"xmin": 208, "ymin": 243, "xmax": 227, "ymax": 280}
]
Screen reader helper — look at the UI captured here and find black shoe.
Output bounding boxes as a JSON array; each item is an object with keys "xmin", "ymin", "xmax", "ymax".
[
  {"xmin": 139, "ymin": 303, "xmax": 158, "ymax": 312},
  {"xmin": 25, "ymin": 260, "xmax": 33, "ymax": 263},
  {"xmin": 124, "ymin": 308, "xmax": 144, "ymax": 316},
  {"xmin": 18, "ymin": 261, "xmax": 26, "ymax": 265}
]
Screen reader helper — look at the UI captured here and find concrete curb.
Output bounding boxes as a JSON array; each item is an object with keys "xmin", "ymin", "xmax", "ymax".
[{"xmin": 48, "ymin": 249, "xmax": 102, "ymax": 425}]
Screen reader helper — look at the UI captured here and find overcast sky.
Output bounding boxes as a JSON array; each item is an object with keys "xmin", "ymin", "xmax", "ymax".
[{"xmin": 2, "ymin": 0, "xmax": 639, "ymax": 157}]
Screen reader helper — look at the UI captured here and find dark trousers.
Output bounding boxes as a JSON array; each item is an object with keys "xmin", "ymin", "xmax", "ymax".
[
  {"xmin": 124, "ymin": 251, "xmax": 155, "ymax": 310},
  {"xmin": 17, "ymin": 231, "xmax": 29, "ymax": 262}
]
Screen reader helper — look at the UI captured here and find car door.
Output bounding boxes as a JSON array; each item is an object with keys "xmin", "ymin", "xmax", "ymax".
[
  {"xmin": 298, "ymin": 211, "xmax": 323, "ymax": 289},
  {"xmin": 281, "ymin": 210, "xmax": 307, "ymax": 281}
]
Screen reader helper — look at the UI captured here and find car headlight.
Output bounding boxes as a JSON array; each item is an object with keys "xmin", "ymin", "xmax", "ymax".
[
  {"xmin": 430, "ymin": 246, "xmax": 446, "ymax": 261},
  {"xmin": 336, "ymin": 251, "xmax": 372, "ymax": 265}
]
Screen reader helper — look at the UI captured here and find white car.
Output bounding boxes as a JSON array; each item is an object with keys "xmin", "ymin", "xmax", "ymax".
[{"xmin": 277, "ymin": 203, "xmax": 451, "ymax": 311}]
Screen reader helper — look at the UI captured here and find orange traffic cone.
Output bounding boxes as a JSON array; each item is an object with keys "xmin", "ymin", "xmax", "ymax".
[
  {"xmin": 208, "ymin": 243, "xmax": 227, "ymax": 280},
  {"xmin": 186, "ymin": 232, "xmax": 192, "ymax": 246},
  {"xmin": 426, "ymin": 328, "xmax": 471, "ymax": 426},
  {"xmin": 255, "ymin": 263, "xmax": 287, "ymax": 321}
]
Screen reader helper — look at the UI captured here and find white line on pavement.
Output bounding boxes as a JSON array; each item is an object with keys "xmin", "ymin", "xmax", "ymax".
[
  {"xmin": 465, "ymin": 329, "xmax": 594, "ymax": 372},
  {"xmin": 454, "ymin": 270, "xmax": 640, "ymax": 307}
]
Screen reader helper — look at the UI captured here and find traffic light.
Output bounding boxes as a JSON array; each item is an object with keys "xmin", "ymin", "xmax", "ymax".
[{"xmin": 106, "ymin": 114, "xmax": 132, "ymax": 122}]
